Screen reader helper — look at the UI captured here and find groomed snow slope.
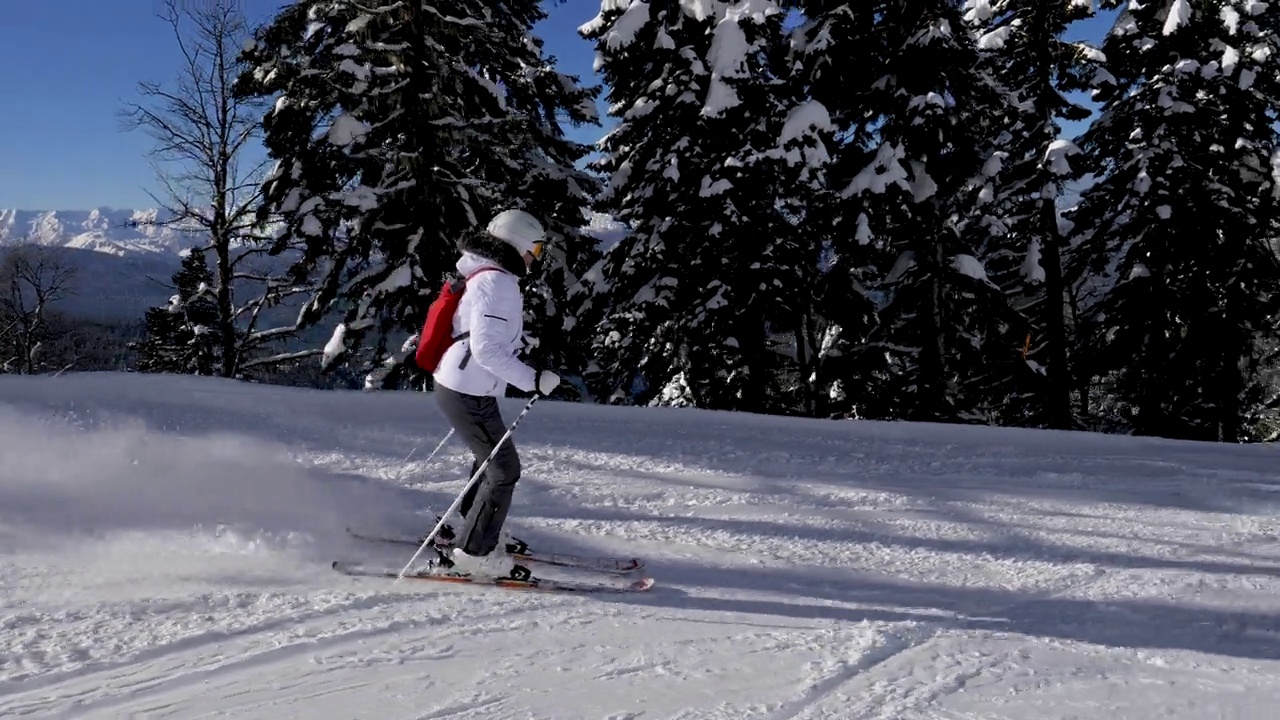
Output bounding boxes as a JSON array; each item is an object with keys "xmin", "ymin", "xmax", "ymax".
[{"xmin": 1, "ymin": 373, "xmax": 1278, "ymax": 719}]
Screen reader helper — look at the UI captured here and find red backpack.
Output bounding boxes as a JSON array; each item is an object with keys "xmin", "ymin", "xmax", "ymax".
[{"xmin": 414, "ymin": 266, "xmax": 500, "ymax": 372}]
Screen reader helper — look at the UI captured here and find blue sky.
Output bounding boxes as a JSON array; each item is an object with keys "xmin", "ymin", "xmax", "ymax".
[{"xmin": 0, "ymin": 1, "xmax": 1113, "ymax": 211}]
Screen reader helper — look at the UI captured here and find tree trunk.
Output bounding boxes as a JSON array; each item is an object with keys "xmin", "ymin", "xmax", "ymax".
[
  {"xmin": 1037, "ymin": 196, "xmax": 1073, "ymax": 428},
  {"xmin": 918, "ymin": 218, "xmax": 948, "ymax": 422},
  {"xmin": 215, "ymin": 233, "xmax": 236, "ymax": 378},
  {"xmin": 1031, "ymin": 1, "xmax": 1076, "ymax": 430},
  {"xmin": 795, "ymin": 307, "xmax": 816, "ymax": 417}
]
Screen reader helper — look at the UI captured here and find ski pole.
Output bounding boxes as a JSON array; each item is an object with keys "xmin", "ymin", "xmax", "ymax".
[
  {"xmin": 395, "ymin": 395, "xmax": 541, "ymax": 582},
  {"xmin": 403, "ymin": 427, "xmax": 454, "ymax": 464},
  {"xmin": 399, "ymin": 425, "xmax": 460, "ymax": 481}
]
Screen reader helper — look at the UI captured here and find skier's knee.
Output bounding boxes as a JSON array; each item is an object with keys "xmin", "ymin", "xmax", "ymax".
[{"xmin": 491, "ymin": 447, "xmax": 520, "ymax": 486}]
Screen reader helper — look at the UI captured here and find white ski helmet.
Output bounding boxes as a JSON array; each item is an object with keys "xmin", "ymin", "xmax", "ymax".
[{"xmin": 486, "ymin": 209, "xmax": 545, "ymax": 256}]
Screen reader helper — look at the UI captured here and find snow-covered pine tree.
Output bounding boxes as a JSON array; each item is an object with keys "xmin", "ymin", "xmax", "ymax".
[
  {"xmin": 959, "ymin": 0, "xmax": 1098, "ymax": 429},
  {"xmin": 135, "ymin": 249, "xmax": 221, "ymax": 375},
  {"xmin": 578, "ymin": 0, "xmax": 720, "ymax": 407},
  {"xmin": 236, "ymin": 0, "xmax": 597, "ymax": 382},
  {"xmin": 765, "ymin": 60, "xmax": 841, "ymax": 415},
  {"xmin": 580, "ymin": 0, "xmax": 815, "ymax": 411},
  {"xmin": 237, "ymin": 0, "xmax": 466, "ymax": 374},
  {"xmin": 830, "ymin": 1, "xmax": 1017, "ymax": 422},
  {"xmin": 688, "ymin": 0, "xmax": 829, "ymax": 413},
  {"xmin": 789, "ymin": 1, "xmax": 891, "ymax": 418},
  {"xmin": 767, "ymin": 145, "xmax": 843, "ymax": 416},
  {"xmin": 1066, "ymin": 0, "xmax": 1280, "ymax": 441},
  {"xmin": 472, "ymin": 0, "xmax": 603, "ymax": 386}
]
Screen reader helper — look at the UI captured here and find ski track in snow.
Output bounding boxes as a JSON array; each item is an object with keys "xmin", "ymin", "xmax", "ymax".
[{"xmin": 1, "ymin": 374, "xmax": 1279, "ymax": 719}]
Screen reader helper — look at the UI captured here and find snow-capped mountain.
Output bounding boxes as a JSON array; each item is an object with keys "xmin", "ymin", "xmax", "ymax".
[
  {"xmin": 4, "ymin": 207, "xmax": 631, "ymax": 258},
  {"xmin": 0, "ymin": 208, "xmax": 208, "ymax": 321},
  {"xmin": 0, "ymin": 208, "xmax": 204, "ymax": 257},
  {"xmin": 0, "ymin": 207, "xmax": 628, "ymax": 323}
]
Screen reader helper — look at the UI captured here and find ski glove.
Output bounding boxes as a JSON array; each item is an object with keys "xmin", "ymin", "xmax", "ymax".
[{"xmin": 535, "ymin": 369, "xmax": 561, "ymax": 396}]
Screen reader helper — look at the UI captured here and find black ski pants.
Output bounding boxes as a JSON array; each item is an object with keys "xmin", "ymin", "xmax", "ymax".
[{"xmin": 434, "ymin": 384, "xmax": 521, "ymax": 556}]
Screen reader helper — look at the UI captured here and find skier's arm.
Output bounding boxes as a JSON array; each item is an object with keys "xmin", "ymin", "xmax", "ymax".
[{"xmin": 467, "ymin": 279, "xmax": 538, "ymax": 393}]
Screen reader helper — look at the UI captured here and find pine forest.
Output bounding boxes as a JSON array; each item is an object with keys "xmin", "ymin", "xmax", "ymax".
[{"xmin": 133, "ymin": 0, "xmax": 1280, "ymax": 443}]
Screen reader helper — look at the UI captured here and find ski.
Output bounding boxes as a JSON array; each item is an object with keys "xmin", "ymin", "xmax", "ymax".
[
  {"xmin": 332, "ymin": 560, "xmax": 655, "ymax": 594},
  {"xmin": 344, "ymin": 527, "xmax": 645, "ymax": 575}
]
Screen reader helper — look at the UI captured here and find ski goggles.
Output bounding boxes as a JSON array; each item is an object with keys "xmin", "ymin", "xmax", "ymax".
[{"xmin": 530, "ymin": 241, "xmax": 545, "ymax": 259}]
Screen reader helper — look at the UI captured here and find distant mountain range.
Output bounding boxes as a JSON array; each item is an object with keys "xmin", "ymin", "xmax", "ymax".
[
  {"xmin": 0, "ymin": 208, "xmax": 205, "ymax": 257},
  {"xmin": 0, "ymin": 209, "xmax": 196, "ymax": 322},
  {"xmin": 0, "ymin": 207, "xmax": 630, "ymax": 324},
  {"xmin": 0, "ymin": 207, "xmax": 628, "ymax": 256}
]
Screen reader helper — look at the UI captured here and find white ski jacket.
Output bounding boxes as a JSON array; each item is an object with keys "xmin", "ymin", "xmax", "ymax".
[{"xmin": 432, "ymin": 251, "xmax": 538, "ymax": 398}]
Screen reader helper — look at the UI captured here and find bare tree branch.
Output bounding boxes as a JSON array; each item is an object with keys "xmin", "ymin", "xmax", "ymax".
[
  {"xmin": 238, "ymin": 347, "xmax": 323, "ymax": 370},
  {"xmin": 122, "ymin": 0, "xmax": 313, "ymax": 378},
  {"xmin": 0, "ymin": 247, "xmax": 77, "ymax": 374}
]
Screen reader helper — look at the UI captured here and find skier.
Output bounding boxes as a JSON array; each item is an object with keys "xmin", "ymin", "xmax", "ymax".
[{"xmin": 428, "ymin": 209, "xmax": 561, "ymax": 579}]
